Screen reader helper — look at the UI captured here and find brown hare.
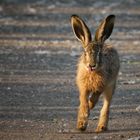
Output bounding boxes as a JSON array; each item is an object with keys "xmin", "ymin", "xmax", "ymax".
[{"xmin": 71, "ymin": 15, "xmax": 120, "ymax": 132}]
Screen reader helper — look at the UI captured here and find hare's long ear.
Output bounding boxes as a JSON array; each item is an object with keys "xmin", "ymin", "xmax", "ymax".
[
  {"xmin": 94, "ymin": 15, "xmax": 115, "ymax": 43},
  {"xmin": 71, "ymin": 15, "xmax": 92, "ymax": 47}
]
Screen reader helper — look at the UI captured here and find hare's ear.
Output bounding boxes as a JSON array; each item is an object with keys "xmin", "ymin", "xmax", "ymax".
[
  {"xmin": 71, "ymin": 15, "xmax": 92, "ymax": 47},
  {"xmin": 94, "ymin": 15, "xmax": 115, "ymax": 43}
]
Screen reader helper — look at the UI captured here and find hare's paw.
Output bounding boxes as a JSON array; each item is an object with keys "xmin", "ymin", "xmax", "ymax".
[
  {"xmin": 95, "ymin": 125, "xmax": 107, "ymax": 133},
  {"xmin": 77, "ymin": 119, "xmax": 88, "ymax": 131},
  {"xmin": 77, "ymin": 105, "xmax": 89, "ymax": 131}
]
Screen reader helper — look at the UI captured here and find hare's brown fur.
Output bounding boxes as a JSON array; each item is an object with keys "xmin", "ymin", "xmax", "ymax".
[
  {"xmin": 71, "ymin": 15, "xmax": 120, "ymax": 132},
  {"xmin": 77, "ymin": 45, "xmax": 119, "ymax": 93}
]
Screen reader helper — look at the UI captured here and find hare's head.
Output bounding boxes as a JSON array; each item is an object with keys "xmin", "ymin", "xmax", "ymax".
[{"xmin": 71, "ymin": 15, "xmax": 115, "ymax": 71}]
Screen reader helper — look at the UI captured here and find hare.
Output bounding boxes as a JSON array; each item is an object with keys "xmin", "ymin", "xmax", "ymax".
[{"xmin": 71, "ymin": 15, "xmax": 120, "ymax": 132}]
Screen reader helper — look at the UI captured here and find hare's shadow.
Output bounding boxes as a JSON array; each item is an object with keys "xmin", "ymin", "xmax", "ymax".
[{"xmin": 61, "ymin": 128, "xmax": 140, "ymax": 134}]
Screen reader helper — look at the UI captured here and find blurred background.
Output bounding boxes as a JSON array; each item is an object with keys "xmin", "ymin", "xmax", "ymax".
[{"xmin": 0, "ymin": 0, "xmax": 140, "ymax": 140}]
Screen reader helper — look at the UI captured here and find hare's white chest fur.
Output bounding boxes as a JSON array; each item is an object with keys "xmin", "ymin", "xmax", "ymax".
[{"xmin": 76, "ymin": 65, "xmax": 105, "ymax": 93}]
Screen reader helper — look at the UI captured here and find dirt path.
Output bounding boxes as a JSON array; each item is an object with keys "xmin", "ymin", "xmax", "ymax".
[{"xmin": 0, "ymin": 0, "xmax": 140, "ymax": 140}]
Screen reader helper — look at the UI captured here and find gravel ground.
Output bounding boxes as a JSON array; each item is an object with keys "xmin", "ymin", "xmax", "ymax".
[{"xmin": 0, "ymin": 0, "xmax": 140, "ymax": 140}]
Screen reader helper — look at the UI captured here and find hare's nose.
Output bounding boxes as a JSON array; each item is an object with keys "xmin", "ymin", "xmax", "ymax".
[{"xmin": 89, "ymin": 64, "xmax": 96, "ymax": 68}]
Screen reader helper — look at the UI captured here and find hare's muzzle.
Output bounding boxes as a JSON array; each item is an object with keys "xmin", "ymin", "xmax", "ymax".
[{"xmin": 87, "ymin": 64, "xmax": 97, "ymax": 72}]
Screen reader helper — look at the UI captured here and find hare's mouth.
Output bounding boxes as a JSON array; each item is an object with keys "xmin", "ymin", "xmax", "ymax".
[{"xmin": 86, "ymin": 64, "xmax": 97, "ymax": 72}]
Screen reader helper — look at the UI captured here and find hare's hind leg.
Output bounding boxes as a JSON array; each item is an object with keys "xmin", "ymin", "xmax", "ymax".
[
  {"xmin": 95, "ymin": 83, "xmax": 116, "ymax": 133},
  {"xmin": 88, "ymin": 92, "xmax": 101, "ymax": 110},
  {"xmin": 77, "ymin": 88, "xmax": 90, "ymax": 131}
]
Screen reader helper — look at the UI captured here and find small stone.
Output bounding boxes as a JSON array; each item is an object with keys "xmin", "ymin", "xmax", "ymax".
[
  {"xmin": 48, "ymin": 5, "xmax": 55, "ymax": 10},
  {"xmin": 136, "ymin": 105, "xmax": 140, "ymax": 113},
  {"xmin": 119, "ymin": 134, "xmax": 124, "ymax": 138},
  {"xmin": 7, "ymin": 87, "xmax": 11, "ymax": 90},
  {"xmin": 92, "ymin": 116, "xmax": 98, "ymax": 120},
  {"xmin": 53, "ymin": 118, "xmax": 57, "ymax": 122},
  {"xmin": 27, "ymin": 6, "xmax": 36, "ymax": 14},
  {"xmin": 119, "ymin": 72, "xmax": 122, "ymax": 75},
  {"xmin": 70, "ymin": 135, "xmax": 74, "ymax": 139},
  {"xmin": 63, "ymin": 129, "xmax": 69, "ymax": 133},
  {"xmin": 58, "ymin": 129, "xmax": 63, "ymax": 133},
  {"xmin": 93, "ymin": 136, "xmax": 98, "ymax": 139},
  {"xmin": 63, "ymin": 123, "xmax": 67, "ymax": 127},
  {"xmin": 101, "ymin": 10, "xmax": 107, "ymax": 14},
  {"xmin": 123, "ymin": 80, "xmax": 136, "ymax": 85},
  {"xmin": 133, "ymin": 41, "xmax": 139, "ymax": 45}
]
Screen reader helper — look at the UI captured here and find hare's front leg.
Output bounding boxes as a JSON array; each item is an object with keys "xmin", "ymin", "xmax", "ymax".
[
  {"xmin": 77, "ymin": 87, "xmax": 90, "ymax": 131},
  {"xmin": 95, "ymin": 84, "xmax": 115, "ymax": 133}
]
